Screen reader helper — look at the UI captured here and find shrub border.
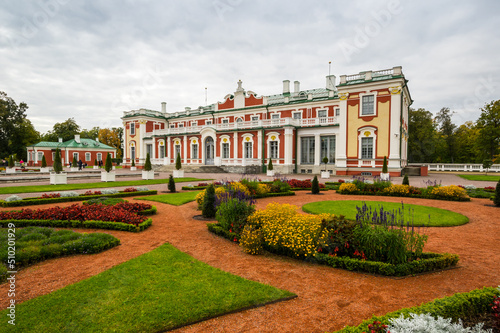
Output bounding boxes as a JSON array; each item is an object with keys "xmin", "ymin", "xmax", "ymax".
[
  {"xmin": 207, "ymin": 223, "xmax": 459, "ymax": 277},
  {"xmin": 334, "ymin": 286, "xmax": 499, "ymax": 333},
  {"xmin": 0, "ymin": 190, "xmax": 158, "ymax": 207},
  {"xmin": 0, "ymin": 214, "xmax": 154, "ymax": 233}
]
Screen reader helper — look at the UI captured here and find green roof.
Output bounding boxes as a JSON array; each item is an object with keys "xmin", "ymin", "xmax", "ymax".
[{"xmin": 28, "ymin": 138, "xmax": 115, "ymax": 150}]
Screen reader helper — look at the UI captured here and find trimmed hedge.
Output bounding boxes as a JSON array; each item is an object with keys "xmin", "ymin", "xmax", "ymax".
[
  {"xmin": 315, "ymin": 252, "xmax": 459, "ymax": 277},
  {"xmin": 181, "ymin": 185, "xmax": 210, "ymax": 191},
  {"xmin": 254, "ymin": 191, "xmax": 296, "ymax": 199},
  {"xmin": 290, "ymin": 188, "xmax": 329, "ymax": 192},
  {"xmin": 0, "ymin": 217, "xmax": 153, "ymax": 232},
  {"xmin": 207, "ymin": 222, "xmax": 458, "ymax": 277},
  {"xmin": 0, "ymin": 190, "xmax": 158, "ymax": 207},
  {"xmin": 334, "ymin": 286, "xmax": 500, "ymax": 333}
]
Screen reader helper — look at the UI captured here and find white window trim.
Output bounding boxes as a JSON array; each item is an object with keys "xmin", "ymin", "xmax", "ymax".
[
  {"xmin": 241, "ymin": 134, "xmax": 254, "ymax": 159},
  {"xmin": 335, "ymin": 108, "xmax": 340, "ymax": 116},
  {"xmin": 292, "ymin": 111, "xmax": 302, "ymax": 119},
  {"xmin": 219, "ymin": 135, "xmax": 231, "ymax": 159},
  {"xmin": 97, "ymin": 153, "xmax": 103, "ymax": 161},
  {"xmin": 266, "ymin": 132, "xmax": 280, "ymax": 160},
  {"xmin": 359, "ymin": 91, "xmax": 378, "ymax": 117},
  {"xmin": 205, "ymin": 119, "xmax": 212, "ymax": 125},
  {"xmin": 317, "ymin": 109, "xmax": 327, "ymax": 117},
  {"xmin": 73, "ymin": 152, "xmax": 79, "ymax": 161},
  {"xmin": 191, "ymin": 121, "xmax": 198, "ymax": 127},
  {"xmin": 235, "ymin": 117, "xmax": 244, "ymax": 122},
  {"xmin": 85, "ymin": 152, "xmax": 91, "ymax": 161},
  {"xmin": 358, "ymin": 127, "xmax": 377, "ymax": 166},
  {"xmin": 130, "ymin": 122, "xmax": 135, "ymax": 135}
]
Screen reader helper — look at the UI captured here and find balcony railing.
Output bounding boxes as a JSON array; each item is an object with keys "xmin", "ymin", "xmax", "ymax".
[{"xmin": 144, "ymin": 116, "xmax": 338, "ymax": 137}]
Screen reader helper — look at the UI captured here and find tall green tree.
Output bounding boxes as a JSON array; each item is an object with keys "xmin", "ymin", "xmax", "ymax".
[
  {"xmin": 434, "ymin": 107, "xmax": 457, "ymax": 163},
  {"xmin": 80, "ymin": 127, "xmax": 100, "ymax": 140},
  {"xmin": 41, "ymin": 118, "xmax": 80, "ymax": 142},
  {"xmin": 476, "ymin": 100, "xmax": 500, "ymax": 160},
  {"xmin": 408, "ymin": 108, "xmax": 439, "ymax": 163},
  {"xmin": 0, "ymin": 91, "xmax": 31, "ymax": 159},
  {"xmin": 454, "ymin": 121, "xmax": 481, "ymax": 163}
]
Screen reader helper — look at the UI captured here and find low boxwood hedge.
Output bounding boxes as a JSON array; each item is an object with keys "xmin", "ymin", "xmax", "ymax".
[
  {"xmin": 254, "ymin": 191, "xmax": 296, "ymax": 199},
  {"xmin": 208, "ymin": 222, "xmax": 459, "ymax": 277},
  {"xmin": 0, "ymin": 190, "xmax": 158, "ymax": 207},
  {"xmin": 334, "ymin": 286, "xmax": 499, "ymax": 332},
  {"xmin": 0, "ymin": 217, "xmax": 153, "ymax": 232}
]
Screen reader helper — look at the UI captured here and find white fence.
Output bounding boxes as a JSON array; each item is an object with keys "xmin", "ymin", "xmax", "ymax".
[{"xmin": 409, "ymin": 163, "xmax": 500, "ymax": 173}]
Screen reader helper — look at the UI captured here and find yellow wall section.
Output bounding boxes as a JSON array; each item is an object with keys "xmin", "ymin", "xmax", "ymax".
[
  {"xmin": 126, "ymin": 126, "xmax": 140, "ymax": 159},
  {"xmin": 347, "ymin": 99, "xmax": 390, "ymax": 158}
]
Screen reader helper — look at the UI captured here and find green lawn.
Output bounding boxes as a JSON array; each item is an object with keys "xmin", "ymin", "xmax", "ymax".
[
  {"xmin": 302, "ymin": 200, "xmax": 469, "ymax": 227},
  {"xmin": 136, "ymin": 191, "xmax": 202, "ymax": 206},
  {"xmin": 458, "ymin": 174, "xmax": 500, "ymax": 182},
  {"xmin": 0, "ymin": 243, "xmax": 294, "ymax": 332},
  {"xmin": 0, "ymin": 178, "xmax": 211, "ymax": 195}
]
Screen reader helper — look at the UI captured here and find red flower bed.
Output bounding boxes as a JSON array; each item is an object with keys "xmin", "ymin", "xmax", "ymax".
[
  {"xmin": 286, "ymin": 179, "xmax": 325, "ymax": 189},
  {"xmin": 41, "ymin": 193, "xmax": 61, "ymax": 199},
  {"xmin": 123, "ymin": 187, "xmax": 138, "ymax": 192},
  {"xmin": 0, "ymin": 202, "xmax": 152, "ymax": 226},
  {"xmin": 84, "ymin": 190, "xmax": 102, "ymax": 196}
]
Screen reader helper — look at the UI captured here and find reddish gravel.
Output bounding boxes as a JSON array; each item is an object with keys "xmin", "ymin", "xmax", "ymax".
[{"xmin": 0, "ymin": 192, "xmax": 499, "ymax": 333}]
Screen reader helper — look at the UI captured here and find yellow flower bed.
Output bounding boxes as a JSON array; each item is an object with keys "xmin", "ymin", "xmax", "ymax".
[
  {"xmin": 247, "ymin": 203, "xmax": 330, "ymax": 257},
  {"xmin": 195, "ymin": 186, "xmax": 227, "ymax": 207},
  {"xmin": 383, "ymin": 184, "xmax": 410, "ymax": 196},
  {"xmin": 339, "ymin": 183, "xmax": 357, "ymax": 193},
  {"xmin": 239, "ymin": 225, "xmax": 264, "ymax": 255},
  {"xmin": 228, "ymin": 181, "xmax": 251, "ymax": 196},
  {"xmin": 256, "ymin": 183, "xmax": 270, "ymax": 195},
  {"xmin": 429, "ymin": 185, "xmax": 469, "ymax": 200}
]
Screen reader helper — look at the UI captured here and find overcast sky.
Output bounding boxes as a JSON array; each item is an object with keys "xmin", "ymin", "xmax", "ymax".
[{"xmin": 1, "ymin": 0, "xmax": 499, "ymax": 134}]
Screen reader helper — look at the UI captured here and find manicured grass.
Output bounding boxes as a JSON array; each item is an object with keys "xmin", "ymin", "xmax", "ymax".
[
  {"xmin": 0, "ymin": 178, "xmax": 211, "ymax": 195},
  {"xmin": 136, "ymin": 191, "xmax": 202, "ymax": 206},
  {"xmin": 458, "ymin": 174, "xmax": 500, "ymax": 181},
  {"xmin": 302, "ymin": 200, "xmax": 469, "ymax": 227},
  {"xmin": 0, "ymin": 243, "xmax": 295, "ymax": 332}
]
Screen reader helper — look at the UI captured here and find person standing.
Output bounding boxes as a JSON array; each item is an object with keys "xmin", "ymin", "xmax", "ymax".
[{"xmin": 78, "ymin": 159, "xmax": 83, "ymax": 170}]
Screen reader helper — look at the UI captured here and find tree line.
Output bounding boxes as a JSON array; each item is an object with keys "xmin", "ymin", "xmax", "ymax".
[
  {"xmin": 1, "ymin": 91, "xmax": 123, "ymax": 161},
  {"xmin": 408, "ymin": 100, "xmax": 500, "ymax": 164}
]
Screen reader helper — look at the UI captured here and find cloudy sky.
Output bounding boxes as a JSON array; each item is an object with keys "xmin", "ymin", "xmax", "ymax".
[{"xmin": 1, "ymin": 0, "xmax": 499, "ymax": 134}]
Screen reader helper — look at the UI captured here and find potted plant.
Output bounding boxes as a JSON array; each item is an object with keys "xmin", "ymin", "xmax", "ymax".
[
  {"xmin": 71, "ymin": 155, "xmax": 79, "ymax": 171},
  {"xmin": 40, "ymin": 155, "xmax": 50, "ymax": 172},
  {"xmin": 130, "ymin": 158, "xmax": 136, "ymax": 171},
  {"xmin": 266, "ymin": 158, "xmax": 275, "ymax": 177},
  {"xmin": 173, "ymin": 153, "xmax": 184, "ymax": 178},
  {"xmin": 93, "ymin": 159, "xmax": 99, "ymax": 169},
  {"xmin": 101, "ymin": 153, "xmax": 116, "ymax": 182},
  {"xmin": 380, "ymin": 156, "xmax": 390, "ymax": 181},
  {"xmin": 6, "ymin": 155, "xmax": 16, "ymax": 173},
  {"xmin": 142, "ymin": 153, "xmax": 155, "ymax": 180},
  {"xmin": 50, "ymin": 148, "xmax": 67, "ymax": 184},
  {"xmin": 321, "ymin": 157, "xmax": 330, "ymax": 179}
]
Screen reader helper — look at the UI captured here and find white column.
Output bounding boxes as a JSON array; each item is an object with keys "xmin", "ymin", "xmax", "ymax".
[
  {"xmin": 314, "ymin": 133, "xmax": 321, "ymax": 166},
  {"xmin": 257, "ymin": 130, "xmax": 262, "ymax": 161},
  {"xmin": 233, "ymin": 132, "xmax": 238, "ymax": 165},
  {"xmin": 336, "ymin": 96, "xmax": 348, "ymax": 168},
  {"xmin": 183, "ymin": 135, "xmax": 187, "ymax": 165},
  {"xmin": 152, "ymin": 138, "xmax": 156, "ymax": 160},
  {"xmin": 123, "ymin": 122, "xmax": 127, "ymax": 163},
  {"xmin": 284, "ymin": 127, "xmax": 293, "ymax": 165},
  {"xmin": 166, "ymin": 137, "xmax": 171, "ymax": 165},
  {"xmin": 139, "ymin": 121, "xmax": 146, "ymax": 160},
  {"xmin": 389, "ymin": 88, "xmax": 402, "ymax": 167}
]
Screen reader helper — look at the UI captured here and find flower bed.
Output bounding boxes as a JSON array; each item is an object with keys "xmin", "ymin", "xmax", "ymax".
[
  {"xmin": 0, "ymin": 189, "xmax": 158, "ymax": 207},
  {"xmin": 333, "ymin": 286, "xmax": 499, "ymax": 332},
  {"xmin": 0, "ymin": 202, "xmax": 156, "ymax": 232}
]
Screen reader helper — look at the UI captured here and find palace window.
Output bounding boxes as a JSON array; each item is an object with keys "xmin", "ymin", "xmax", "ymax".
[
  {"xmin": 361, "ymin": 137, "xmax": 374, "ymax": 159},
  {"xmin": 318, "ymin": 109, "xmax": 327, "ymax": 123},
  {"xmin": 222, "ymin": 143, "xmax": 230, "ymax": 159},
  {"xmin": 269, "ymin": 141, "xmax": 278, "ymax": 159},
  {"xmin": 146, "ymin": 144, "xmax": 152, "ymax": 158},
  {"xmin": 130, "ymin": 123, "xmax": 135, "ymax": 135},
  {"xmin": 300, "ymin": 137, "xmax": 315, "ymax": 164},
  {"xmin": 293, "ymin": 111, "xmax": 302, "ymax": 119},
  {"xmin": 159, "ymin": 145, "xmax": 165, "ymax": 158},
  {"xmin": 73, "ymin": 153, "xmax": 79, "ymax": 161},
  {"xmin": 191, "ymin": 144, "xmax": 198, "ymax": 159},
  {"xmin": 206, "ymin": 120, "xmax": 212, "ymax": 125},
  {"xmin": 320, "ymin": 136, "xmax": 335, "ymax": 164},
  {"xmin": 335, "ymin": 108, "xmax": 340, "ymax": 116},
  {"xmin": 85, "ymin": 152, "xmax": 91, "ymax": 161},
  {"xmin": 97, "ymin": 153, "xmax": 102, "ymax": 161},
  {"xmin": 361, "ymin": 95, "xmax": 375, "ymax": 115},
  {"xmin": 37, "ymin": 152, "xmax": 43, "ymax": 161},
  {"xmin": 244, "ymin": 142, "xmax": 253, "ymax": 159}
]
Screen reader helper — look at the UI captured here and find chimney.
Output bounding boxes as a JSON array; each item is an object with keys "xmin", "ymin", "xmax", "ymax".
[
  {"xmin": 294, "ymin": 81, "xmax": 300, "ymax": 94},
  {"xmin": 283, "ymin": 80, "xmax": 290, "ymax": 94},
  {"xmin": 74, "ymin": 134, "xmax": 80, "ymax": 143},
  {"xmin": 326, "ymin": 75, "xmax": 336, "ymax": 90},
  {"xmin": 96, "ymin": 137, "xmax": 99, "ymax": 143},
  {"xmin": 161, "ymin": 102, "xmax": 166, "ymax": 113},
  {"xmin": 58, "ymin": 137, "xmax": 62, "ymax": 143}
]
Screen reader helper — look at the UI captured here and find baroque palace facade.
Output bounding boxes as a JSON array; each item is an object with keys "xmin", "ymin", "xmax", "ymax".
[{"xmin": 121, "ymin": 66, "xmax": 411, "ymax": 176}]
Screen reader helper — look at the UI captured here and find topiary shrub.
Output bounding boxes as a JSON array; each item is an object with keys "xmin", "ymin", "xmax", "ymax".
[
  {"xmin": 494, "ymin": 179, "xmax": 500, "ymax": 207},
  {"xmin": 202, "ymin": 184, "xmax": 217, "ymax": 218},
  {"xmin": 131, "ymin": 159, "xmax": 135, "ymax": 167},
  {"xmin": 168, "ymin": 174, "xmax": 176, "ymax": 193},
  {"xmin": 94, "ymin": 159, "xmax": 97, "ymax": 166},
  {"xmin": 382, "ymin": 156, "xmax": 388, "ymax": 173},
  {"xmin": 8, "ymin": 155, "xmax": 14, "ymax": 168},
  {"xmin": 104, "ymin": 153, "xmax": 112, "ymax": 172},
  {"xmin": 402, "ymin": 173, "xmax": 409, "ymax": 186},
  {"xmin": 175, "ymin": 153, "xmax": 182, "ymax": 170},
  {"xmin": 41, "ymin": 155, "xmax": 47, "ymax": 168},
  {"xmin": 267, "ymin": 158, "xmax": 273, "ymax": 171},
  {"xmin": 53, "ymin": 148, "xmax": 63, "ymax": 174},
  {"xmin": 72, "ymin": 155, "xmax": 78, "ymax": 167},
  {"xmin": 144, "ymin": 153, "xmax": 152, "ymax": 171},
  {"xmin": 311, "ymin": 175, "xmax": 320, "ymax": 194},
  {"xmin": 322, "ymin": 156, "xmax": 329, "ymax": 172}
]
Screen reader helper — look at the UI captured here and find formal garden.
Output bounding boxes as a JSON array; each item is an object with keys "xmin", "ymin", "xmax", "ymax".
[{"xmin": 0, "ymin": 174, "xmax": 498, "ymax": 332}]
